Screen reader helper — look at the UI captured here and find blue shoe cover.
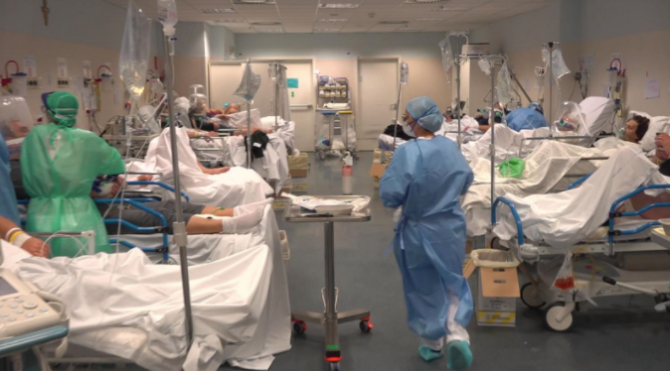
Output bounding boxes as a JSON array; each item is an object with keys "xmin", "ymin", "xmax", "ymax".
[{"xmin": 447, "ymin": 341, "xmax": 473, "ymax": 370}]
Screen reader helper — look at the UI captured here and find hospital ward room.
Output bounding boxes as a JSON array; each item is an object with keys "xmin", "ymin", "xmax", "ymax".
[{"xmin": 2, "ymin": 0, "xmax": 670, "ymax": 370}]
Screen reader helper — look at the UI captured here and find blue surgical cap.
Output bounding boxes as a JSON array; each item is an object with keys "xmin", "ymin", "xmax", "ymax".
[
  {"xmin": 529, "ymin": 101, "xmax": 543, "ymax": 114},
  {"xmin": 406, "ymin": 96, "xmax": 443, "ymax": 133}
]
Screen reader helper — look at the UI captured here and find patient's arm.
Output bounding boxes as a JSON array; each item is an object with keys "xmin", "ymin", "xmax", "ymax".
[
  {"xmin": 630, "ymin": 191, "xmax": 670, "ymax": 220},
  {"xmin": 0, "ymin": 216, "xmax": 50, "ymax": 257}
]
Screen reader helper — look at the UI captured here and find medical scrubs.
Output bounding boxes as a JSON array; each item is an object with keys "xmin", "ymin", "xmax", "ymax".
[
  {"xmin": 0, "ymin": 133, "xmax": 20, "ymax": 225},
  {"xmin": 21, "ymin": 124, "xmax": 126, "ymax": 257},
  {"xmin": 379, "ymin": 135, "xmax": 474, "ymax": 348},
  {"xmin": 506, "ymin": 107, "xmax": 548, "ymax": 132}
]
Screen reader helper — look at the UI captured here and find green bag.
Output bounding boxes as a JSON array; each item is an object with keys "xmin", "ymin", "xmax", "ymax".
[{"xmin": 498, "ymin": 157, "xmax": 525, "ymax": 178}]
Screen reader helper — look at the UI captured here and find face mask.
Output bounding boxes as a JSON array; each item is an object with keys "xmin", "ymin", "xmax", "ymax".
[{"xmin": 403, "ymin": 122, "xmax": 416, "ymax": 138}]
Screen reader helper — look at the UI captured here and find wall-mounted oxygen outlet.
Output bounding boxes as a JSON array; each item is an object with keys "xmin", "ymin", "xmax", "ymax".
[
  {"xmin": 27, "ymin": 77, "xmax": 39, "ymax": 89},
  {"xmin": 57, "ymin": 78, "xmax": 69, "ymax": 87}
]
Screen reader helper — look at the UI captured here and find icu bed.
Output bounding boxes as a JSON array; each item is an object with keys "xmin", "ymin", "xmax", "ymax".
[
  {"xmin": 142, "ymin": 126, "xmax": 275, "ymax": 206},
  {"xmin": 4, "ymin": 201, "xmax": 290, "ymax": 371},
  {"xmin": 491, "ymin": 147, "xmax": 670, "ymax": 331}
]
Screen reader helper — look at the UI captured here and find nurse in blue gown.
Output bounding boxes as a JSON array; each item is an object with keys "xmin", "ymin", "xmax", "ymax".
[{"xmin": 380, "ymin": 96, "xmax": 474, "ymax": 370}]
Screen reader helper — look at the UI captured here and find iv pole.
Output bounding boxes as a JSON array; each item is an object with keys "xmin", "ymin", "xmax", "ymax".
[
  {"xmin": 451, "ymin": 31, "xmax": 469, "ymax": 150},
  {"xmin": 485, "ymin": 54, "xmax": 505, "ymax": 228},
  {"xmin": 161, "ymin": 25, "xmax": 194, "ymax": 347},
  {"xmin": 245, "ymin": 59, "xmax": 253, "ymax": 169},
  {"xmin": 391, "ymin": 63, "xmax": 408, "ymax": 154}
]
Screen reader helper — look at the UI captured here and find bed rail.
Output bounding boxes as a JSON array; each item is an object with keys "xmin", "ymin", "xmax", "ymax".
[{"xmin": 492, "ymin": 197, "xmax": 525, "ymax": 245}]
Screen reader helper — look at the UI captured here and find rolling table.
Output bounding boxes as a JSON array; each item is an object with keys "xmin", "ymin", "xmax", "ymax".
[{"xmin": 284, "ymin": 196, "xmax": 372, "ymax": 371}]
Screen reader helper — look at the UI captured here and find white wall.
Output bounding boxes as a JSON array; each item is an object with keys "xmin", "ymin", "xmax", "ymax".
[
  {"xmin": 235, "ymin": 33, "xmax": 446, "ymax": 60},
  {"xmin": 472, "ymin": 0, "xmax": 670, "ymax": 118}
]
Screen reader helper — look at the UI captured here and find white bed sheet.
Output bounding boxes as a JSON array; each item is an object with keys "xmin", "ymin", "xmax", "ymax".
[
  {"xmin": 144, "ymin": 127, "xmax": 273, "ymax": 207},
  {"xmin": 493, "ymin": 147, "xmax": 669, "ymax": 248},
  {"xmin": 2, "ymin": 205, "xmax": 290, "ymax": 371},
  {"xmin": 463, "ymin": 140, "xmax": 605, "ymax": 236},
  {"xmin": 226, "ymin": 134, "xmax": 289, "ymax": 194}
]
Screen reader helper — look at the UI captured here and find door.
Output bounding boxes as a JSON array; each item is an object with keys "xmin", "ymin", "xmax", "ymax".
[
  {"xmin": 357, "ymin": 58, "xmax": 399, "ymax": 151},
  {"xmin": 209, "ymin": 60, "xmax": 315, "ymax": 152}
]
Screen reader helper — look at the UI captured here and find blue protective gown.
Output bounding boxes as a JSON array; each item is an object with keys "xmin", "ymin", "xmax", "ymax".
[
  {"xmin": 0, "ymin": 133, "xmax": 20, "ymax": 225},
  {"xmin": 380, "ymin": 135, "xmax": 474, "ymax": 341},
  {"xmin": 506, "ymin": 107, "xmax": 548, "ymax": 132}
]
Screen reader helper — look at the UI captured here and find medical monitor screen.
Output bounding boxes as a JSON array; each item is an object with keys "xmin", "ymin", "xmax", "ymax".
[{"xmin": 0, "ymin": 278, "xmax": 17, "ymax": 297}]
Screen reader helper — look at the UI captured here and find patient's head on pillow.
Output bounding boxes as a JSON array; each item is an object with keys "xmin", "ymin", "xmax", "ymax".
[{"xmin": 622, "ymin": 115, "xmax": 650, "ymax": 143}]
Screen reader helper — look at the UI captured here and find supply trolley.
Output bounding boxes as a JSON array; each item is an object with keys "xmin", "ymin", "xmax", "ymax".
[
  {"xmin": 284, "ymin": 195, "xmax": 372, "ymax": 371},
  {"xmin": 315, "ymin": 110, "xmax": 358, "ymax": 160}
]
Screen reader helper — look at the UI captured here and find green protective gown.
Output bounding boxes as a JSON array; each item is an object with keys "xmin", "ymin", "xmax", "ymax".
[{"xmin": 21, "ymin": 123, "xmax": 125, "ymax": 257}]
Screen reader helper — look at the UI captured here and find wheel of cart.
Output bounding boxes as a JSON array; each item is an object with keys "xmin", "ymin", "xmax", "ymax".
[
  {"xmin": 520, "ymin": 282, "xmax": 546, "ymax": 309},
  {"xmin": 544, "ymin": 301, "xmax": 574, "ymax": 332}
]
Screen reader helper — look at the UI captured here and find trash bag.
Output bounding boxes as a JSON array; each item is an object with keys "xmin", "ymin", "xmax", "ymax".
[
  {"xmin": 552, "ymin": 253, "xmax": 575, "ymax": 291},
  {"xmin": 497, "ymin": 61, "xmax": 514, "ymax": 107},
  {"xmin": 119, "ymin": 0, "xmax": 152, "ymax": 104},
  {"xmin": 498, "ymin": 157, "xmax": 525, "ymax": 178},
  {"xmin": 234, "ymin": 62, "xmax": 261, "ymax": 102}
]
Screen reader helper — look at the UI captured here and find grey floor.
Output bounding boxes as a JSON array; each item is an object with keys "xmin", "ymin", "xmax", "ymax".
[{"xmin": 226, "ymin": 152, "xmax": 670, "ymax": 371}]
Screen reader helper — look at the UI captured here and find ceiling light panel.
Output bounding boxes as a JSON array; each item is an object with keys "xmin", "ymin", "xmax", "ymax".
[
  {"xmin": 200, "ymin": 8, "xmax": 237, "ymax": 14},
  {"xmin": 319, "ymin": 3, "xmax": 360, "ymax": 9},
  {"xmin": 317, "ymin": 18, "xmax": 348, "ymax": 22}
]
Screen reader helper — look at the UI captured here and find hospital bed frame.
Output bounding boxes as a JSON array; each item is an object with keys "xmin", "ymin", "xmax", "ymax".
[
  {"xmin": 491, "ymin": 183, "xmax": 670, "ymax": 331},
  {"xmin": 98, "ymin": 180, "xmax": 191, "ymax": 264}
]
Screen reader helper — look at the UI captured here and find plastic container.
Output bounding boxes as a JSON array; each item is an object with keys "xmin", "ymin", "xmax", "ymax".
[{"xmin": 157, "ymin": 0, "xmax": 178, "ymax": 34}]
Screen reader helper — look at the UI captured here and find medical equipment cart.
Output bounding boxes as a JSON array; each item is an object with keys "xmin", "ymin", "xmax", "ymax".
[
  {"xmin": 315, "ymin": 111, "xmax": 358, "ymax": 160},
  {"xmin": 284, "ymin": 196, "xmax": 372, "ymax": 371}
]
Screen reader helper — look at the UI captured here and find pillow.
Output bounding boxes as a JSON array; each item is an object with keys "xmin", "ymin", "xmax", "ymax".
[{"xmin": 632, "ymin": 110, "xmax": 670, "ymax": 151}]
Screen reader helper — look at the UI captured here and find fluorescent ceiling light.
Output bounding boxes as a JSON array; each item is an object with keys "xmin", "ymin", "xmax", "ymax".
[
  {"xmin": 439, "ymin": 6, "xmax": 469, "ymax": 11},
  {"xmin": 233, "ymin": 0, "xmax": 276, "ymax": 4},
  {"xmin": 319, "ymin": 3, "xmax": 360, "ymax": 9},
  {"xmin": 251, "ymin": 22, "xmax": 282, "ymax": 26},
  {"xmin": 314, "ymin": 29, "xmax": 340, "ymax": 32},
  {"xmin": 415, "ymin": 18, "xmax": 446, "ymax": 21},
  {"xmin": 405, "ymin": 0, "xmax": 449, "ymax": 3},
  {"xmin": 201, "ymin": 8, "xmax": 237, "ymax": 14},
  {"xmin": 212, "ymin": 19, "xmax": 246, "ymax": 23},
  {"xmin": 317, "ymin": 18, "xmax": 348, "ymax": 22},
  {"xmin": 257, "ymin": 29, "xmax": 283, "ymax": 33},
  {"xmin": 379, "ymin": 20, "xmax": 409, "ymax": 25}
]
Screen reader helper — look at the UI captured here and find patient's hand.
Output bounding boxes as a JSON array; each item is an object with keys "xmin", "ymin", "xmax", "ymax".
[
  {"xmin": 656, "ymin": 133, "xmax": 670, "ymax": 153},
  {"xmin": 22, "ymin": 237, "xmax": 50, "ymax": 258}
]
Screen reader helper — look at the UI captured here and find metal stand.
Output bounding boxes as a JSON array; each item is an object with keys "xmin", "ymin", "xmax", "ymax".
[
  {"xmin": 285, "ymin": 196, "xmax": 372, "ymax": 370},
  {"xmin": 163, "ymin": 32, "xmax": 194, "ymax": 348}
]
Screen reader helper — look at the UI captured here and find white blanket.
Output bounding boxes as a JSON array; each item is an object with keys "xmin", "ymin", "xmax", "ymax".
[
  {"xmin": 493, "ymin": 147, "xmax": 668, "ymax": 248},
  {"xmin": 463, "ymin": 141, "xmax": 605, "ymax": 236},
  {"xmin": 146, "ymin": 127, "xmax": 273, "ymax": 206},
  {"xmin": 460, "ymin": 125, "xmax": 551, "ymax": 163},
  {"xmin": 226, "ymin": 134, "xmax": 289, "ymax": 194},
  {"xmin": 2, "ymin": 205, "xmax": 290, "ymax": 371},
  {"xmin": 377, "ymin": 133, "xmax": 407, "ymax": 151}
]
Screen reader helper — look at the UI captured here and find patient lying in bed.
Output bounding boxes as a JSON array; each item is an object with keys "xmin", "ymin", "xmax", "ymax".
[
  {"xmin": 94, "ymin": 177, "xmax": 272, "ymax": 235},
  {"xmin": 629, "ymin": 133, "xmax": 670, "ymax": 219}
]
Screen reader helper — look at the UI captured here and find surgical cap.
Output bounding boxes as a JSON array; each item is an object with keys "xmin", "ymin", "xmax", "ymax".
[
  {"xmin": 44, "ymin": 91, "xmax": 78, "ymax": 128},
  {"xmin": 406, "ymin": 96, "xmax": 443, "ymax": 133},
  {"xmin": 529, "ymin": 101, "xmax": 544, "ymax": 114}
]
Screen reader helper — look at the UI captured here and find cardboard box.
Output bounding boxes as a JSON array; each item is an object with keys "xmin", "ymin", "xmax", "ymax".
[
  {"xmin": 289, "ymin": 153, "xmax": 309, "ymax": 178},
  {"xmin": 373, "ymin": 148, "xmax": 393, "ymax": 162},
  {"xmin": 369, "ymin": 161, "xmax": 387, "ymax": 178},
  {"xmin": 476, "ymin": 267, "xmax": 520, "ymax": 327}
]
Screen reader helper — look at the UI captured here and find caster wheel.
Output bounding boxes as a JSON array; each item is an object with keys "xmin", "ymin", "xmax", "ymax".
[
  {"xmin": 292, "ymin": 320, "xmax": 307, "ymax": 335},
  {"xmin": 329, "ymin": 362, "xmax": 340, "ymax": 371},
  {"xmin": 520, "ymin": 283, "xmax": 546, "ymax": 309},
  {"xmin": 545, "ymin": 302, "xmax": 574, "ymax": 332},
  {"xmin": 359, "ymin": 319, "xmax": 373, "ymax": 333}
]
